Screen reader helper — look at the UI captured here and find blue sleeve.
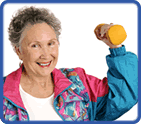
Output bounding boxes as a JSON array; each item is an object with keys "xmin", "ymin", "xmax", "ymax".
[{"xmin": 95, "ymin": 45, "xmax": 138, "ymax": 121}]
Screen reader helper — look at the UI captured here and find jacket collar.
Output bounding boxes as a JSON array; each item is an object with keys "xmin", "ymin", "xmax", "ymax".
[{"xmin": 3, "ymin": 65, "xmax": 72, "ymax": 109}]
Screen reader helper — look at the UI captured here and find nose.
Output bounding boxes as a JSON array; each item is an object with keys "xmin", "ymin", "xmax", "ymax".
[{"xmin": 40, "ymin": 46, "xmax": 50, "ymax": 59}]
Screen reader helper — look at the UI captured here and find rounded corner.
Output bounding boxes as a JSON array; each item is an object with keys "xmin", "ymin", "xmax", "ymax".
[
  {"xmin": 0, "ymin": 0, "xmax": 9, "ymax": 8},
  {"xmin": 132, "ymin": 112, "xmax": 141, "ymax": 124},
  {"xmin": 0, "ymin": 117, "xmax": 7, "ymax": 124},
  {"xmin": 133, "ymin": 0, "xmax": 141, "ymax": 8},
  {"xmin": 134, "ymin": 117, "xmax": 141, "ymax": 123}
]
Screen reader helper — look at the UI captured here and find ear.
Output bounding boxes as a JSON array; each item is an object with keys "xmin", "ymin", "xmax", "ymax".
[{"xmin": 15, "ymin": 46, "xmax": 23, "ymax": 60}]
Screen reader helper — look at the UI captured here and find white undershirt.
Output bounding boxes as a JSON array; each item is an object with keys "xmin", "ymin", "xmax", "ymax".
[{"xmin": 19, "ymin": 85, "xmax": 62, "ymax": 121}]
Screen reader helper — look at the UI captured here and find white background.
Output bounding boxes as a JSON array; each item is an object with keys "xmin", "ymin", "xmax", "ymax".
[{"xmin": 1, "ymin": 2, "xmax": 139, "ymax": 123}]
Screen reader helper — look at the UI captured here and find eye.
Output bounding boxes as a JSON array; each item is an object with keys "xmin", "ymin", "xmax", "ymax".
[
  {"xmin": 31, "ymin": 44, "xmax": 39, "ymax": 48},
  {"xmin": 48, "ymin": 41, "xmax": 55, "ymax": 46}
]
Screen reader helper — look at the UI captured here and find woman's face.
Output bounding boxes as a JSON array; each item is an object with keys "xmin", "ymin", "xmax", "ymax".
[{"xmin": 17, "ymin": 22, "xmax": 59, "ymax": 77}]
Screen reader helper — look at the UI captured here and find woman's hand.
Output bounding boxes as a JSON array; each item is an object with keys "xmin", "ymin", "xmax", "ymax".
[{"xmin": 95, "ymin": 23, "xmax": 122, "ymax": 49}]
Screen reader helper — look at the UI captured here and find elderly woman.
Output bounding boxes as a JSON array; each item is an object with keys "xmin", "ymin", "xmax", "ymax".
[{"xmin": 3, "ymin": 6, "xmax": 138, "ymax": 121}]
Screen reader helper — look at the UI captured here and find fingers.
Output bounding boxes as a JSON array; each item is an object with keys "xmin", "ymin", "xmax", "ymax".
[
  {"xmin": 95, "ymin": 29, "xmax": 103, "ymax": 40},
  {"xmin": 100, "ymin": 24, "xmax": 109, "ymax": 37},
  {"xmin": 100, "ymin": 23, "xmax": 114, "ymax": 37}
]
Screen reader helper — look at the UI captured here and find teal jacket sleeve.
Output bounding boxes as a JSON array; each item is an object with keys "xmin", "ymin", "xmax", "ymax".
[{"xmin": 95, "ymin": 45, "xmax": 138, "ymax": 121}]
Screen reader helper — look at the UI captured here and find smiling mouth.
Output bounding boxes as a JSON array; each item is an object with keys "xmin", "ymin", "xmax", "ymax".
[{"xmin": 36, "ymin": 61, "xmax": 52, "ymax": 67}]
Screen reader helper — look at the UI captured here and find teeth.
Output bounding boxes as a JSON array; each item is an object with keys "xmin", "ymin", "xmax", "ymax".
[
  {"xmin": 40, "ymin": 63, "xmax": 50, "ymax": 66},
  {"xmin": 37, "ymin": 62, "xmax": 51, "ymax": 66}
]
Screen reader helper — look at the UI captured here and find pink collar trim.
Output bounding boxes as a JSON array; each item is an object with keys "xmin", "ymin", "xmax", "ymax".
[
  {"xmin": 3, "ymin": 65, "xmax": 72, "ymax": 109},
  {"xmin": 3, "ymin": 65, "xmax": 25, "ymax": 109}
]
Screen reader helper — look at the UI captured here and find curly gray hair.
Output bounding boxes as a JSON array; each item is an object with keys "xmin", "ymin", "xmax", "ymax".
[{"xmin": 8, "ymin": 6, "xmax": 61, "ymax": 52}]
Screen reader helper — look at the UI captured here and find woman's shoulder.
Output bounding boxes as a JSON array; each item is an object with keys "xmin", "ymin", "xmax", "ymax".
[{"xmin": 3, "ymin": 66, "xmax": 22, "ymax": 84}]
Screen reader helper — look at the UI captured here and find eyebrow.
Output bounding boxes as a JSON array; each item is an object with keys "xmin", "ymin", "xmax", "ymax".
[{"xmin": 28, "ymin": 38, "xmax": 58, "ymax": 45}]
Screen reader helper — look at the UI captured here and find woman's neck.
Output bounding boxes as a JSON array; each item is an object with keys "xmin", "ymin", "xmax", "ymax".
[{"xmin": 20, "ymin": 68, "xmax": 54, "ymax": 98}]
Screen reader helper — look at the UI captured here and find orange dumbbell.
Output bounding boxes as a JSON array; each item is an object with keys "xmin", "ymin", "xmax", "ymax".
[{"xmin": 94, "ymin": 23, "xmax": 127, "ymax": 45}]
